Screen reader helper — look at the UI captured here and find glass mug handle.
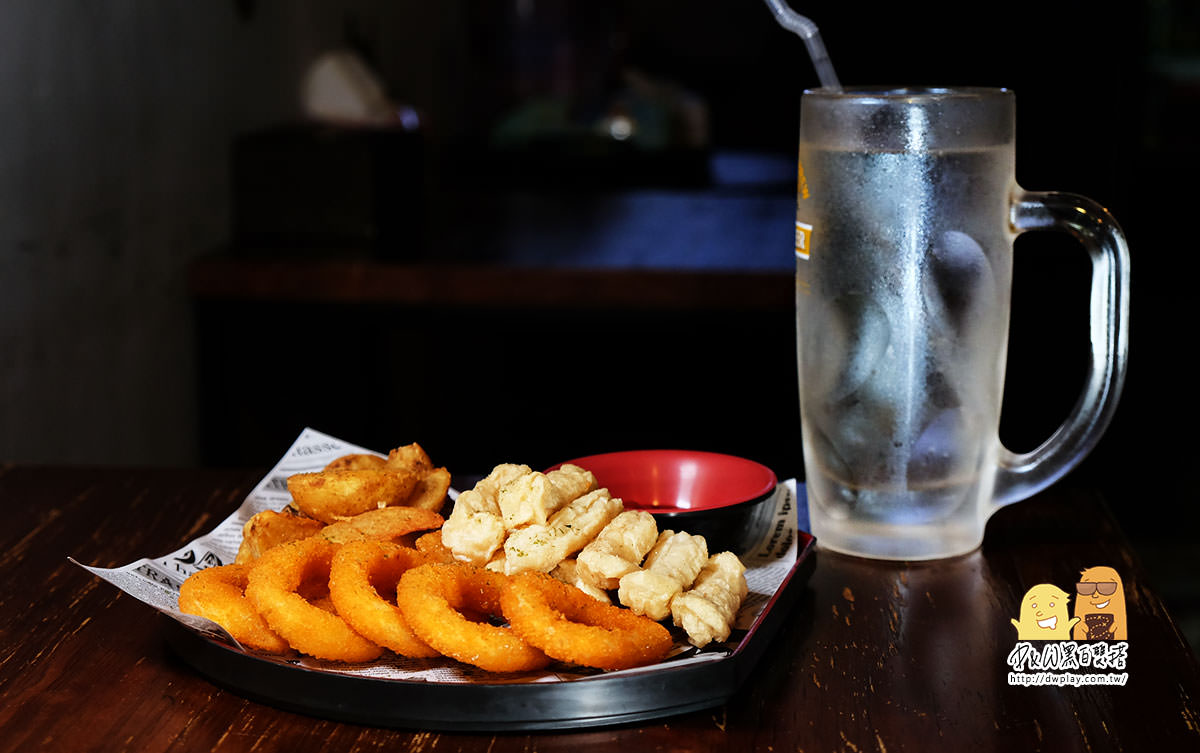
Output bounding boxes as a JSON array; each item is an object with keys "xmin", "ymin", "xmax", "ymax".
[{"xmin": 993, "ymin": 190, "xmax": 1131, "ymax": 507}]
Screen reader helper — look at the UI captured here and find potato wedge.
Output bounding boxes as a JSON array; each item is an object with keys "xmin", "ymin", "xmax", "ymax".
[
  {"xmin": 404, "ymin": 467, "xmax": 452, "ymax": 511},
  {"xmin": 323, "ymin": 453, "xmax": 387, "ymax": 472},
  {"xmin": 287, "ymin": 468, "xmax": 420, "ymax": 523},
  {"xmin": 385, "ymin": 443, "xmax": 434, "ymax": 475},
  {"xmin": 319, "ymin": 506, "xmax": 443, "ymax": 544},
  {"xmin": 235, "ymin": 508, "xmax": 324, "ymax": 564}
]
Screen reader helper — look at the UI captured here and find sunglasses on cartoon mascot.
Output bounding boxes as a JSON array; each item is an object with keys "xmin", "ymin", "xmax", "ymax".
[{"xmin": 1076, "ymin": 582, "xmax": 1118, "ymax": 596}]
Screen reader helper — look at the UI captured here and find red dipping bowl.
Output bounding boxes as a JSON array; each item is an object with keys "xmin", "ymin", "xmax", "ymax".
[{"xmin": 549, "ymin": 450, "xmax": 779, "ymax": 554}]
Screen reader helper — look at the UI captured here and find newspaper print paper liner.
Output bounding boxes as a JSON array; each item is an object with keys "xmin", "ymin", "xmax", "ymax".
[{"xmin": 75, "ymin": 427, "xmax": 806, "ymax": 687}]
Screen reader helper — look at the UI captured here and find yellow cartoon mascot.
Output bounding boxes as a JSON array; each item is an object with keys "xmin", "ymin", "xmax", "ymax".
[
  {"xmin": 1072, "ymin": 566, "xmax": 1127, "ymax": 640},
  {"xmin": 1011, "ymin": 583, "xmax": 1080, "ymax": 640}
]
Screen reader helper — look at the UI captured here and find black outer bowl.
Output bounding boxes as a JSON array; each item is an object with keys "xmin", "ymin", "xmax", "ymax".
[{"xmin": 645, "ymin": 487, "xmax": 779, "ymax": 555}]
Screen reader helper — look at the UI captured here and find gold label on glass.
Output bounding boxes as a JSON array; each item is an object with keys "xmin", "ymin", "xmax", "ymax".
[{"xmin": 795, "ymin": 221, "xmax": 813, "ymax": 260}]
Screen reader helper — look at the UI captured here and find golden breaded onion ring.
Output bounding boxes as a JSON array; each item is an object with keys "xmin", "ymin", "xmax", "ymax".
[
  {"xmin": 396, "ymin": 563, "xmax": 550, "ymax": 673},
  {"xmin": 502, "ymin": 571, "xmax": 673, "ymax": 670},
  {"xmin": 413, "ymin": 530, "xmax": 457, "ymax": 563},
  {"xmin": 178, "ymin": 564, "xmax": 291, "ymax": 654},
  {"xmin": 245, "ymin": 537, "xmax": 383, "ymax": 662},
  {"xmin": 329, "ymin": 541, "xmax": 439, "ymax": 658}
]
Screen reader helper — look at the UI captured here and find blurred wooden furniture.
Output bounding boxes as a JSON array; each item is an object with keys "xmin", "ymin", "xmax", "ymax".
[
  {"xmin": 3, "ymin": 464, "xmax": 1197, "ymax": 751},
  {"xmin": 188, "ymin": 257, "xmax": 803, "ymax": 477}
]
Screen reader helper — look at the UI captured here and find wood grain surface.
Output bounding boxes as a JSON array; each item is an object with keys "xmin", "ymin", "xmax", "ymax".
[{"xmin": 1, "ymin": 465, "xmax": 1197, "ymax": 752}]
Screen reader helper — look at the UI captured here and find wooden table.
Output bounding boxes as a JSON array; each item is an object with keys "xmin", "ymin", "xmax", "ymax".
[{"xmin": 2, "ymin": 465, "xmax": 1198, "ymax": 752}]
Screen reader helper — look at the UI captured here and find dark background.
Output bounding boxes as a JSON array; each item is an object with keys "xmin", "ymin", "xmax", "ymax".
[{"xmin": 204, "ymin": 0, "xmax": 1189, "ymax": 511}]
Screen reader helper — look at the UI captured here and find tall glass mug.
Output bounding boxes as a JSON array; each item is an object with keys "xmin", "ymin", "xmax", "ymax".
[{"xmin": 794, "ymin": 87, "xmax": 1129, "ymax": 560}]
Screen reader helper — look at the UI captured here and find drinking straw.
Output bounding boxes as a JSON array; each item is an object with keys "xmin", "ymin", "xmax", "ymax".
[{"xmin": 761, "ymin": 0, "xmax": 841, "ymax": 90}]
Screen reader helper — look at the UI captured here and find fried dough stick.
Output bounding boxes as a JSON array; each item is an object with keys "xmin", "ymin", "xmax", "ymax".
[
  {"xmin": 550, "ymin": 558, "xmax": 611, "ymax": 603},
  {"xmin": 670, "ymin": 551, "xmax": 748, "ymax": 647},
  {"xmin": 503, "ymin": 488, "xmax": 623, "ymax": 575},
  {"xmin": 441, "ymin": 463, "xmax": 531, "ymax": 564},
  {"xmin": 497, "ymin": 464, "xmax": 597, "ymax": 530},
  {"xmin": 576, "ymin": 510, "xmax": 658, "ymax": 591},
  {"xmin": 617, "ymin": 530, "xmax": 708, "ymax": 621}
]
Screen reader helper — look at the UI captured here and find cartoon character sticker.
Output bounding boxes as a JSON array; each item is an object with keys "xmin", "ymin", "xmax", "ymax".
[
  {"xmin": 1007, "ymin": 566, "xmax": 1129, "ymax": 687},
  {"xmin": 1073, "ymin": 566, "xmax": 1127, "ymax": 640},
  {"xmin": 1011, "ymin": 583, "xmax": 1081, "ymax": 640}
]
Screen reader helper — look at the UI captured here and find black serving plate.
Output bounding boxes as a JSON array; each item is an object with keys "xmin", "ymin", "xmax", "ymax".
[{"xmin": 165, "ymin": 529, "xmax": 816, "ymax": 731}]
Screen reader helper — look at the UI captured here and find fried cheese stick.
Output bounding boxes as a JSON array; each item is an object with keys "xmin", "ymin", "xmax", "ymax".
[
  {"xmin": 503, "ymin": 488, "xmax": 623, "ymax": 575},
  {"xmin": 575, "ymin": 510, "xmax": 659, "ymax": 591},
  {"xmin": 440, "ymin": 463, "xmax": 531, "ymax": 564},
  {"xmin": 617, "ymin": 530, "xmax": 708, "ymax": 621},
  {"xmin": 670, "ymin": 551, "xmax": 748, "ymax": 647}
]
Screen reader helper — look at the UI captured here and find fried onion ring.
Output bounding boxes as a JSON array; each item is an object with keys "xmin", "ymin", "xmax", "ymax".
[
  {"xmin": 245, "ymin": 537, "xmax": 383, "ymax": 662},
  {"xmin": 414, "ymin": 530, "xmax": 457, "ymax": 563},
  {"xmin": 502, "ymin": 571, "xmax": 673, "ymax": 670},
  {"xmin": 328, "ymin": 541, "xmax": 439, "ymax": 658},
  {"xmin": 396, "ymin": 563, "xmax": 550, "ymax": 673},
  {"xmin": 178, "ymin": 564, "xmax": 290, "ymax": 654}
]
